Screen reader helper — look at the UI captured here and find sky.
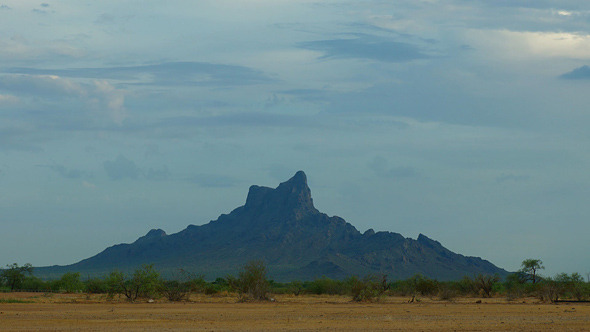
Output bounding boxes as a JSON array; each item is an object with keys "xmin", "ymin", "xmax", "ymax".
[{"xmin": 1, "ymin": 0, "xmax": 590, "ymax": 278}]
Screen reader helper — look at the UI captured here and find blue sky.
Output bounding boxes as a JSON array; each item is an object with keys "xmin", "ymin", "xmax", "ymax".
[{"xmin": 1, "ymin": 0, "xmax": 590, "ymax": 277}]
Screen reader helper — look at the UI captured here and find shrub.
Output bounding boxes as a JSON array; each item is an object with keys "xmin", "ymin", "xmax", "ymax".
[
  {"xmin": 349, "ymin": 275, "xmax": 383, "ymax": 302},
  {"xmin": 473, "ymin": 274, "xmax": 500, "ymax": 298},
  {"xmin": 538, "ymin": 278, "xmax": 560, "ymax": 303},
  {"xmin": 231, "ymin": 260, "xmax": 270, "ymax": 301},
  {"xmin": 84, "ymin": 278, "xmax": 108, "ymax": 294},
  {"xmin": 306, "ymin": 277, "xmax": 346, "ymax": 295},
  {"xmin": 20, "ymin": 276, "xmax": 49, "ymax": 292},
  {"xmin": 437, "ymin": 284, "xmax": 457, "ymax": 301},
  {"xmin": 105, "ymin": 264, "xmax": 162, "ymax": 302},
  {"xmin": 287, "ymin": 280, "xmax": 304, "ymax": 296},
  {"xmin": 160, "ymin": 280, "xmax": 191, "ymax": 301},
  {"xmin": 57, "ymin": 272, "xmax": 84, "ymax": 293}
]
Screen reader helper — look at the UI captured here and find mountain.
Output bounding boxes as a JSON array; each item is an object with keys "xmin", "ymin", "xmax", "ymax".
[{"xmin": 36, "ymin": 171, "xmax": 508, "ymax": 281}]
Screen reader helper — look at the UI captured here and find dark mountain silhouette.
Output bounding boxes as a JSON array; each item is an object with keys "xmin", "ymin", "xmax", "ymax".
[{"xmin": 36, "ymin": 171, "xmax": 507, "ymax": 280}]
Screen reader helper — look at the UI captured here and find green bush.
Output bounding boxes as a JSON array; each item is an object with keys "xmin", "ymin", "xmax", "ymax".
[
  {"xmin": 349, "ymin": 275, "xmax": 383, "ymax": 302},
  {"xmin": 20, "ymin": 276, "xmax": 49, "ymax": 292},
  {"xmin": 105, "ymin": 264, "xmax": 162, "ymax": 302},
  {"xmin": 287, "ymin": 280, "xmax": 304, "ymax": 296},
  {"xmin": 306, "ymin": 277, "xmax": 347, "ymax": 295},
  {"xmin": 57, "ymin": 272, "xmax": 84, "ymax": 293},
  {"xmin": 84, "ymin": 278, "xmax": 108, "ymax": 294},
  {"xmin": 230, "ymin": 260, "xmax": 270, "ymax": 301}
]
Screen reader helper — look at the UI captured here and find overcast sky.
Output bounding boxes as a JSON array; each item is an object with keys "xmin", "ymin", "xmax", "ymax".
[{"xmin": 1, "ymin": 0, "xmax": 589, "ymax": 277}]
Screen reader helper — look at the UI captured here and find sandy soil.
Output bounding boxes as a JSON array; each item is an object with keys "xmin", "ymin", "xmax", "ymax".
[{"xmin": 1, "ymin": 292, "xmax": 589, "ymax": 331}]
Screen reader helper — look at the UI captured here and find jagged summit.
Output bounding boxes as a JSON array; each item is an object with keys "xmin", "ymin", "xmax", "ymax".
[
  {"xmin": 244, "ymin": 171, "xmax": 317, "ymax": 218},
  {"xmin": 133, "ymin": 229, "xmax": 167, "ymax": 244},
  {"xmin": 35, "ymin": 171, "xmax": 508, "ymax": 281}
]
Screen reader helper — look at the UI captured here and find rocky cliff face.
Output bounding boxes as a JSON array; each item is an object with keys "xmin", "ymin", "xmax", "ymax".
[{"xmin": 36, "ymin": 171, "xmax": 508, "ymax": 281}]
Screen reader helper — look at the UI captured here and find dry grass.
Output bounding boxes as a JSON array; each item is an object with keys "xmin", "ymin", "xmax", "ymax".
[{"xmin": 0, "ymin": 292, "xmax": 589, "ymax": 331}]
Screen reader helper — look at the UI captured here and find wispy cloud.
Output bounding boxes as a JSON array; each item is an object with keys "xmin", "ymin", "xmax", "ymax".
[
  {"xmin": 188, "ymin": 174, "xmax": 240, "ymax": 188},
  {"xmin": 6, "ymin": 62, "xmax": 275, "ymax": 87},
  {"xmin": 145, "ymin": 166, "xmax": 170, "ymax": 181},
  {"xmin": 0, "ymin": 74, "xmax": 127, "ymax": 125},
  {"xmin": 560, "ymin": 65, "xmax": 590, "ymax": 79},
  {"xmin": 298, "ymin": 34, "xmax": 428, "ymax": 63},
  {"xmin": 37, "ymin": 164, "xmax": 86, "ymax": 179},
  {"xmin": 155, "ymin": 112, "xmax": 313, "ymax": 129},
  {"xmin": 369, "ymin": 156, "xmax": 419, "ymax": 179},
  {"xmin": 103, "ymin": 155, "xmax": 140, "ymax": 181}
]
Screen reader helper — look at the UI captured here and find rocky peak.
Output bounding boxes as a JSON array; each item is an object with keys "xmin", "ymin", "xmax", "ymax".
[
  {"xmin": 244, "ymin": 171, "xmax": 317, "ymax": 218},
  {"xmin": 134, "ymin": 229, "xmax": 167, "ymax": 244}
]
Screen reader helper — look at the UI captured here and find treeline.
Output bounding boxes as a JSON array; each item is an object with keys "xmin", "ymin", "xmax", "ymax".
[{"xmin": 1, "ymin": 260, "xmax": 589, "ymax": 303}]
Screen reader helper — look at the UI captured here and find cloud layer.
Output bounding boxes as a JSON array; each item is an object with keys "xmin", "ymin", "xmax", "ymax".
[{"xmin": 0, "ymin": 0, "xmax": 589, "ymax": 276}]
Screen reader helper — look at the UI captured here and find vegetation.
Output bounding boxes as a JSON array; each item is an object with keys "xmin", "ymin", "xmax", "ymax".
[
  {"xmin": 519, "ymin": 259, "xmax": 544, "ymax": 284},
  {"xmin": 1, "ymin": 263, "xmax": 33, "ymax": 291},
  {"xmin": 2, "ymin": 258, "xmax": 589, "ymax": 304},
  {"xmin": 104, "ymin": 264, "xmax": 161, "ymax": 302},
  {"xmin": 228, "ymin": 260, "xmax": 270, "ymax": 302}
]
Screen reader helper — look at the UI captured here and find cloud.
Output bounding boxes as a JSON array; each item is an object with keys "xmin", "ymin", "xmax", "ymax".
[
  {"xmin": 458, "ymin": 0, "xmax": 587, "ymax": 10},
  {"xmin": 0, "ymin": 127, "xmax": 44, "ymax": 152},
  {"xmin": 560, "ymin": 65, "xmax": 590, "ymax": 79},
  {"xmin": 0, "ymin": 4, "xmax": 10, "ymax": 10},
  {"xmin": 82, "ymin": 181, "xmax": 96, "ymax": 189},
  {"xmin": 369, "ymin": 156, "xmax": 418, "ymax": 179},
  {"xmin": 6, "ymin": 62, "xmax": 274, "ymax": 87},
  {"xmin": 0, "ymin": 74, "xmax": 86, "ymax": 97},
  {"xmin": 298, "ymin": 34, "xmax": 429, "ymax": 62},
  {"xmin": 37, "ymin": 165, "xmax": 85, "ymax": 179},
  {"xmin": 145, "ymin": 166, "xmax": 171, "ymax": 181},
  {"xmin": 0, "ymin": 34, "xmax": 86, "ymax": 61},
  {"xmin": 188, "ymin": 174, "xmax": 239, "ymax": 188},
  {"xmin": 91, "ymin": 80, "xmax": 127, "ymax": 125},
  {"xmin": 0, "ymin": 74, "xmax": 126, "ymax": 125},
  {"xmin": 279, "ymin": 89, "xmax": 330, "ymax": 103},
  {"xmin": 103, "ymin": 155, "xmax": 140, "ymax": 180},
  {"xmin": 156, "ymin": 112, "xmax": 313, "ymax": 129},
  {"xmin": 0, "ymin": 94, "xmax": 18, "ymax": 104}
]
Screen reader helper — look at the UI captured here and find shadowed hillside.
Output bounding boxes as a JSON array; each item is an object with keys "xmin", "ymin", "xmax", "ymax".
[{"xmin": 36, "ymin": 171, "xmax": 507, "ymax": 281}]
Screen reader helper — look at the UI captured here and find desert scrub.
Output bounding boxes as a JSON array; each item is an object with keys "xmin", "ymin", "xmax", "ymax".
[{"xmin": 0, "ymin": 298, "xmax": 33, "ymax": 303}]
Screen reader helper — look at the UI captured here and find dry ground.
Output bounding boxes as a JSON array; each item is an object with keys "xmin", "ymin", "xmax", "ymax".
[{"xmin": 1, "ymin": 292, "xmax": 589, "ymax": 331}]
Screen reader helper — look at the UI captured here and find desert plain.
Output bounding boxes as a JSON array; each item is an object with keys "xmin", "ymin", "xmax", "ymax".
[{"xmin": 1, "ymin": 292, "xmax": 589, "ymax": 331}]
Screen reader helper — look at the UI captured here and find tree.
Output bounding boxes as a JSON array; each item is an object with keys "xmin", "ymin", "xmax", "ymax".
[
  {"xmin": 231, "ymin": 260, "xmax": 269, "ymax": 301},
  {"xmin": 105, "ymin": 265, "xmax": 162, "ymax": 302},
  {"xmin": 519, "ymin": 259, "xmax": 544, "ymax": 284},
  {"xmin": 1, "ymin": 263, "xmax": 33, "ymax": 291},
  {"xmin": 473, "ymin": 274, "xmax": 500, "ymax": 297},
  {"xmin": 57, "ymin": 272, "xmax": 84, "ymax": 293}
]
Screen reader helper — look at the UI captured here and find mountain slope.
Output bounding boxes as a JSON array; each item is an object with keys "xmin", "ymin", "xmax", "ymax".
[{"xmin": 36, "ymin": 171, "xmax": 507, "ymax": 281}]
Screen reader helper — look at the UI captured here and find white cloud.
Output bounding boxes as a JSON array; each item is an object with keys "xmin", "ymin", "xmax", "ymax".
[
  {"xmin": 82, "ymin": 181, "xmax": 96, "ymax": 189},
  {"xmin": 91, "ymin": 80, "xmax": 127, "ymax": 125},
  {"xmin": 464, "ymin": 29, "xmax": 590, "ymax": 60},
  {"xmin": 0, "ymin": 34, "xmax": 86, "ymax": 61},
  {"xmin": 557, "ymin": 10, "xmax": 573, "ymax": 16},
  {"xmin": 0, "ymin": 74, "xmax": 126, "ymax": 125},
  {"xmin": 0, "ymin": 94, "xmax": 18, "ymax": 104}
]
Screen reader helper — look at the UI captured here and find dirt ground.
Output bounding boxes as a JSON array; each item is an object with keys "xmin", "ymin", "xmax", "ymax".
[{"xmin": 1, "ymin": 292, "xmax": 589, "ymax": 331}]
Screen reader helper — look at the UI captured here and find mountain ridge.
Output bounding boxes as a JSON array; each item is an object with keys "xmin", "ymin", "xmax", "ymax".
[{"xmin": 35, "ymin": 171, "xmax": 508, "ymax": 281}]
